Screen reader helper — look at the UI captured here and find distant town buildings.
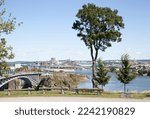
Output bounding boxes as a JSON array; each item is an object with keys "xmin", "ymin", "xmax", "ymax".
[
  {"xmin": 10, "ymin": 63, "xmax": 22, "ymax": 70},
  {"xmin": 7, "ymin": 58, "xmax": 150, "ymax": 75}
]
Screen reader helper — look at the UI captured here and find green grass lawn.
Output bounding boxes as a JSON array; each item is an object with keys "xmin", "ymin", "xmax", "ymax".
[{"xmin": 0, "ymin": 90, "xmax": 150, "ymax": 99}]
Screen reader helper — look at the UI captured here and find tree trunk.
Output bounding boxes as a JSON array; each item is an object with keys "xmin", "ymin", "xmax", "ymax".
[
  {"xmin": 102, "ymin": 85, "xmax": 103, "ymax": 90},
  {"xmin": 124, "ymin": 83, "xmax": 126, "ymax": 94},
  {"xmin": 90, "ymin": 45, "xmax": 98, "ymax": 88},
  {"xmin": 92, "ymin": 60, "xmax": 96, "ymax": 88}
]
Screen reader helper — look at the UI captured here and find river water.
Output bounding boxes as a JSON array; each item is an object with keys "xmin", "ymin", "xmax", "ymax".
[{"xmin": 75, "ymin": 70, "xmax": 150, "ymax": 92}]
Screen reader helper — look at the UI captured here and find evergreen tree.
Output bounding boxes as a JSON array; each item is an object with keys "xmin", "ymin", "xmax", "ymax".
[
  {"xmin": 95, "ymin": 59, "xmax": 110, "ymax": 90},
  {"xmin": 116, "ymin": 54, "xmax": 136, "ymax": 94}
]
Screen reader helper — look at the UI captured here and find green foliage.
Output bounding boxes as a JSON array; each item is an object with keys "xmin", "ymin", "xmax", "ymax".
[
  {"xmin": 0, "ymin": 60, "xmax": 7, "ymax": 76},
  {"xmin": 116, "ymin": 54, "xmax": 136, "ymax": 93},
  {"xmin": 72, "ymin": 3, "xmax": 124, "ymax": 52},
  {"xmin": 110, "ymin": 67, "xmax": 116, "ymax": 72},
  {"xmin": 138, "ymin": 69, "xmax": 148, "ymax": 76},
  {"xmin": 0, "ymin": 0, "xmax": 17, "ymax": 76},
  {"xmin": 0, "ymin": 38, "xmax": 14, "ymax": 60},
  {"xmin": 72, "ymin": 3, "xmax": 124, "ymax": 88},
  {"xmin": 95, "ymin": 59, "xmax": 110, "ymax": 89},
  {"xmin": 0, "ymin": 0, "xmax": 17, "ymax": 35},
  {"xmin": 0, "ymin": 38, "xmax": 14, "ymax": 76}
]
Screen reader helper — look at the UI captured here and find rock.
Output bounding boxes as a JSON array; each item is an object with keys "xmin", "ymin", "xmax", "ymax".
[{"xmin": 38, "ymin": 72, "xmax": 87, "ymax": 89}]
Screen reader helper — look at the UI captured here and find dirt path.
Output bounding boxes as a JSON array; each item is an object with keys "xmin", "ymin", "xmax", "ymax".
[{"xmin": 0, "ymin": 96, "xmax": 150, "ymax": 102}]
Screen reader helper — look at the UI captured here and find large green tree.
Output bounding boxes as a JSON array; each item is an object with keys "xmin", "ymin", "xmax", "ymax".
[
  {"xmin": 0, "ymin": 0, "xmax": 17, "ymax": 76},
  {"xmin": 95, "ymin": 58, "xmax": 110, "ymax": 90},
  {"xmin": 116, "ymin": 54, "xmax": 136, "ymax": 94},
  {"xmin": 72, "ymin": 3, "xmax": 124, "ymax": 88}
]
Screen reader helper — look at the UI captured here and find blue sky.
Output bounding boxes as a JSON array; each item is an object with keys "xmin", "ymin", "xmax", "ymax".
[{"xmin": 3, "ymin": 0, "xmax": 150, "ymax": 61}]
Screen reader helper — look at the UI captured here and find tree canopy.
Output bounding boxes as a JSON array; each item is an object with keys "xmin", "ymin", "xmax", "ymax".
[{"xmin": 73, "ymin": 3, "xmax": 124, "ymax": 53}]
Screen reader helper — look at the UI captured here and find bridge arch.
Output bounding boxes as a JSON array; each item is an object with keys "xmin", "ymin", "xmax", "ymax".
[
  {"xmin": 0, "ymin": 73, "xmax": 41, "ymax": 90},
  {"xmin": 0, "ymin": 76, "xmax": 33, "ymax": 90},
  {"xmin": 11, "ymin": 76, "xmax": 33, "ymax": 88}
]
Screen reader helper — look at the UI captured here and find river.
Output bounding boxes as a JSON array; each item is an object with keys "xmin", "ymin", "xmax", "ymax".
[{"xmin": 75, "ymin": 70, "xmax": 150, "ymax": 92}]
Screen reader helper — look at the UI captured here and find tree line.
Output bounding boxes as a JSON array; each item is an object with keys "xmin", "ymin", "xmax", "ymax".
[{"xmin": 95, "ymin": 54, "xmax": 136, "ymax": 94}]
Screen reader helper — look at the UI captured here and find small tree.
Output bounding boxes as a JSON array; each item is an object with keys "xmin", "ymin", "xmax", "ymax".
[
  {"xmin": 116, "ymin": 54, "xmax": 136, "ymax": 94},
  {"xmin": 95, "ymin": 59, "xmax": 110, "ymax": 90},
  {"xmin": 72, "ymin": 3, "xmax": 124, "ymax": 88}
]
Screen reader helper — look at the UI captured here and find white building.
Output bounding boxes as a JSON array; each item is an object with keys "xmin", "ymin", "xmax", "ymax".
[{"xmin": 10, "ymin": 63, "xmax": 22, "ymax": 70}]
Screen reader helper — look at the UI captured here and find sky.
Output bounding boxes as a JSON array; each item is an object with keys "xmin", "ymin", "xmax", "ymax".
[{"xmin": 3, "ymin": 0, "xmax": 150, "ymax": 61}]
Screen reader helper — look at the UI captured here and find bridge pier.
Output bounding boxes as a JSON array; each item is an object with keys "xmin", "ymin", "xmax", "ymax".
[
  {"xmin": 61, "ymin": 86, "xmax": 64, "ymax": 94},
  {"xmin": 28, "ymin": 88, "xmax": 31, "ymax": 95},
  {"xmin": 7, "ymin": 90, "xmax": 11, "ymax": 96},
  {"xmin": 42, "ymin": 89, "xmax": 46, "ymax": 94}
]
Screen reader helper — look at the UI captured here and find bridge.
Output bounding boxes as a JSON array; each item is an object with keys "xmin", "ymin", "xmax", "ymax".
[{"xmin": 0, "ymin": 73, "xmax": 42, "ymax": 89}]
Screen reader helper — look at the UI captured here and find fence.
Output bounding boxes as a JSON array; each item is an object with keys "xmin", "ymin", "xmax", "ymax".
[{"xmin": 5, "ymin": 87, "xmax": 103, "ymax": 96}]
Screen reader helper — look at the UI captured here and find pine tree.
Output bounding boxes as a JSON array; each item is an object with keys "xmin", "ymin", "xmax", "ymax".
[
  {"xmin": 95, "ymin": 59, "xmax": 110, "ymax": 90},
  {"xmin": 116, "ymin": 54, "xmax": 136, "ymax": 94}
]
